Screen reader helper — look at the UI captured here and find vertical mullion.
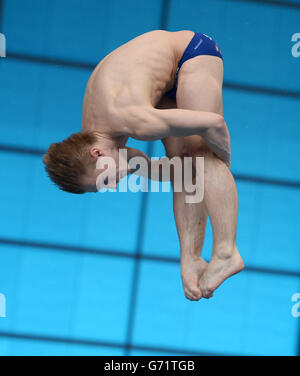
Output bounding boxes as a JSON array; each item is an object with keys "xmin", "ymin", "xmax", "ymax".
[
  {"xmin": 124, "ymin": 0, "xmax": 172, "ymax": 354},
  {"xmin": 124, "ymin": 142, "xmax": 154, "ymax": 355},
  {"xmin": 0, "ymin": 0, "xmax": 4, "ymax": 31}
]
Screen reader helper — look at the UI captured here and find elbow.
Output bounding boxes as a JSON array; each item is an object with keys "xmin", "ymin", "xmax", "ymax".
[
  {"xmin": 130, "ymin": 126, "xmax": 156, "ymax": 141},
  {"xmin": 130, "ymin": 126, "xmax": 144, "ymax": 139},
  {"xmin": 214, "ymin": 115, "xmax": 226, "ymax": 130}
]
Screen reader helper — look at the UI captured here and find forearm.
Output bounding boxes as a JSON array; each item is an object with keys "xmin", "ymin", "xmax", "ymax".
[
  {"xmin": 155, "ymin": 108, "xmax": 223, "ymax": 137},
  {"xmin": 130, "ymin": 107, "xmax": 222, "ymax": 140}
]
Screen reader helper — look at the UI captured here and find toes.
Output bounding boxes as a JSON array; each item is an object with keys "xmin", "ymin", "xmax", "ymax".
[
  {"xmin": 185, "ymin": 293, "xmax": 200, "ymax": 301},
  {"xmin": 199, "ymin": 275, "xmax": 215, "ymax": 299},
  {"xmin": 203, "ymin": 293, "xmax": 214, "ymax": 299},
  {"xmin": 185, "ymin": 293, "xmax": 196, "ymax": 301},
  {"xmin": 183, "ymin": 284, "xmax": 202, "ymax": 301},
  {"xmin": 201, "ymin": 287, "xmax": 215, "ymax": 299}
]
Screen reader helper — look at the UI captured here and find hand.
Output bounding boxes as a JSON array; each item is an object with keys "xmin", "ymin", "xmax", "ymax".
[{"xmin": 203, "ymin": 121, "xmax": 231, "ymax": 167}]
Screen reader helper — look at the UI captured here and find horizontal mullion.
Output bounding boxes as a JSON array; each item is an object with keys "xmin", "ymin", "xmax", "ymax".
[
  {"xmin": 0, "ymin": 237, "xmax": 299, "ymax": 278},
  {"xmin": 5, "ymin": 51, "xmax": 300, "ymax": 100},
  {"xmin": 1, "ymin": 145, "xmax": 300, "ymax": 190},
  {"xmin": 233, "ymin": 0, "xmax": 300, "ymax": 10},
  {"xmin": 0, "ymin": 330, "xmax": 228, "ymax": 356}
]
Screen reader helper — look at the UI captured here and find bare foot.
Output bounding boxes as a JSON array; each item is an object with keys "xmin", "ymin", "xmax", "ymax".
[
  {"xmin": 199, "ymin": 247, "xmax": 244, "ymax": 299},
  {"xmin": 181, "ymin": 255, "xmax": 208, "ymax": 301}
]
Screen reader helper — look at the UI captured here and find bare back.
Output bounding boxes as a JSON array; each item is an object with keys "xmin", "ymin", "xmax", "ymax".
[{"xmin": 82, "ymin": 30, "xmax": 194, "ymax": 136}]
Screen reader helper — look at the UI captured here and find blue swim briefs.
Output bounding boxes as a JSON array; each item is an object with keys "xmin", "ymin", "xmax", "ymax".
[{"xmin": 165, "ymin": 32, "xmax": 223, "ymax": 100}]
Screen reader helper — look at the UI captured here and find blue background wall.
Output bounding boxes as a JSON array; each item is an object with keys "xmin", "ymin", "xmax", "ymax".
[{"xmin": 0, "ymin": 0, "xmax": 300, "ymax": 356}]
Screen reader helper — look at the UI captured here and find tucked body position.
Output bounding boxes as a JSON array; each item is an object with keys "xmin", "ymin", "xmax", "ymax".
[{"xmin": 44, "ymin": 30, "xmax": 244, "ymax": 300}]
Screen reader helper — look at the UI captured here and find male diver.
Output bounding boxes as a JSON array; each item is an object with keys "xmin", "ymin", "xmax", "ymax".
[{"xmin": 44, "ymin": 30, "xmax": 244, "ymax": 300}]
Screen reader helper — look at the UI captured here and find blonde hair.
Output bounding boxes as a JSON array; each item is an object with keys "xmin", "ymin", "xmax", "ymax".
[{"xmin": 43, "ymin": 132, "xmax": 97, "ymax": 194}]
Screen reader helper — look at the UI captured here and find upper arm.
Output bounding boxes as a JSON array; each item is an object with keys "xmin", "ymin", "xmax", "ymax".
[{"xmin": 124, "ymin": 106, "xmax": 169, "ymax": 140}]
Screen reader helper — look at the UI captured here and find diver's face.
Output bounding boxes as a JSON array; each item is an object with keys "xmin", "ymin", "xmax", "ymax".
[{"xmin": 85, "ymin": 149, "xmax": 130, "ymax": 192}]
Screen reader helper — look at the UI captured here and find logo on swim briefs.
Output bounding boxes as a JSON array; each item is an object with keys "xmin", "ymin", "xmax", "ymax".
[
  {"xmin": 291, "ymin": 33, "xmax": 300, "ymax": 58},
  {"xmin": 194, "ymin": 39, "xmax": 203, "ymax": 50},
  {"xmin": 0, "ymin": 33, "xmax": 6, "ymax": 58},
  {"xmin": 292, "ymin": 293, "xmax": 300, "ymax": 318},
  {"xmin": 0, "ymin": 293, "xmax": 6, "ymax": 318},
  {"xmin": 95, "ymin": 149, "xmax": 205, "ymax": 204}
]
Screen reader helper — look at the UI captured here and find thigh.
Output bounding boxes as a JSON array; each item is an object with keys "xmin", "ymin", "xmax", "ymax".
[
  {"xmin": 177, "ymin": 55, "xmax": 224, "ymax": 115},
  {"xmin": 176, "ymin": 55, "xmax": 224, "ymax": 154}
]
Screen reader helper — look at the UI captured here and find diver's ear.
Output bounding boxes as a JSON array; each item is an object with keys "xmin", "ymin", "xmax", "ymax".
[{"xmin": 90, "ymin": 147, "xmax": 102, "ymax": 159}]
